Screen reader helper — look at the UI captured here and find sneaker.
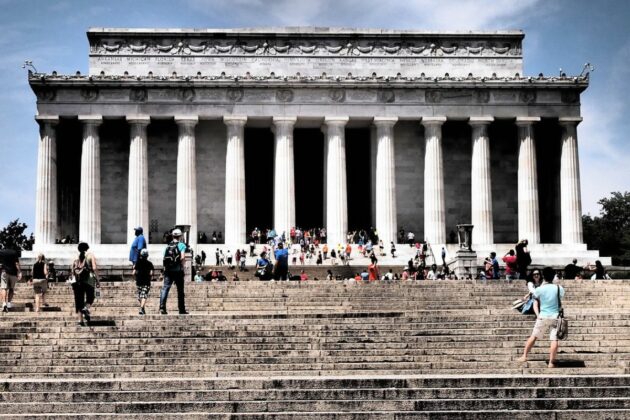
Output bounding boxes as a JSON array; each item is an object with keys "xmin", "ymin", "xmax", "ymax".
[
  {"xmin": 159, "ymin": 309, "xmax": 168, "ymax": 315},
  {"xmin": 6, "ymin": 302, "xmax": 13, "ymax": 309},
  {"xmin": 2, "ymin": 304, "xmax": 7, "ymax": 313},
  {"xmin": 81, "ymin": 307, "xmax": 91, "ymax": 322},
  {"xmin": 139, "ymin": 307, "xmax": 146, "ymax": 315},
  {"xmin": 178, "ymin": 310, "xmax": 189, "ymax": 315}
]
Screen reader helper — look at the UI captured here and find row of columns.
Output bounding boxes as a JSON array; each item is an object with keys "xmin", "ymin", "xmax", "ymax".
[{"xmin": 34, "ymin": 115, "xmax": 584, "ymax": 247}]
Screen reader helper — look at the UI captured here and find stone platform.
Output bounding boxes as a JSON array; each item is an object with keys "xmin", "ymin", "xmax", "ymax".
[{"xmin": 0, "ymin": 280, "xmax": 628, "ymax": 417}]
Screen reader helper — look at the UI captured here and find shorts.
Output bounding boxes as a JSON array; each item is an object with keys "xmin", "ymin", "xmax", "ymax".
[
  {"xmin": 136, "ymin": 285, "xmax": 151, "ymax": 300},
  {"xmin": 32, "ymin": 278, "xmax": 48, "ymax": 294},
  {"xmin": 531, "ymin": 317, "xmax": 559, "ymax": 341},
  {"xmin": 1, "ymin": 272, "xmax": 18, "ymax": 290}
]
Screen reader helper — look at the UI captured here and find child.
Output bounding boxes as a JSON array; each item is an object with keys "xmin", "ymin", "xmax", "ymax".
[{"xmin": 133, "ymin": 249, "xmax": 153, "ymax": 315}]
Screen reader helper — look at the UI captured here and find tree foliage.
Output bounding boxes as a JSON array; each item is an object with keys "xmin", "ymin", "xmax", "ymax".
[
  {"xmin": 583, "ymin": 192, "xmax": 630, "ymax": 266},
  {"xmin": 0, "ymin": 219, "xmax": 33, "ymax": 252}
]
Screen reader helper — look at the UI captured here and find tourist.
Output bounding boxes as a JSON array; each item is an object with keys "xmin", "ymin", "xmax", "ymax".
[
  {"xmin": 426, "ymin": 264, "xmax": 437, "ymax": 280},
  {"xmin": 564, "ymin": 258, "xmax": 581, "ymax": 280},
  {"xmin": 326, "ymin": 269, "xmax": 334, "ymax": 281},
  {"xmin": 441, "ymin": 247, "xmax": 447, "ymax": 266},
  {"xmin": 0, "ymin": 248, "xmax": 21, "ymax": 312},
  {"xmin": 71, "ymin": 242, "xmax": 99, "ymax": 325},
  {"xmin": 30, "ymin": 253, "xmax": 49, "ymax": 312},
  {"xmin": 200, "ymin": 250, "xmax": 206, "ymax": 266},
  {"xmin": 128, "ymin": 226, "xmax": 147, "ymax": 266},
  {"xmin": 232, "ymin": 272, "xmax": 240, "ymax": 281},
  {"xmin": 584, "ymin": 260, "xmax": 609, "ymax": 280},
  {"xmin": 159, "ymin": 228, "xmax": 188, "ymax": 315},
  {"xmin": 368, "ymin": 257, "xmax": 380, "ymax": 281},
  {"xmin": 316, "ymin": 252, "xmax": 322, "ymax": 265},
  {"xmin": 215, "ymin": 248, "xmax": 220, "ymax": 266},
  {"xmin": 490, "ymin": 252, "xmax": 500, "ymax": 279},
  {"xmin": 515, "ymin": 239, "xmax": 532, "ymax": 279},
  {"xmin": 407, "ymin": 231, "xmax": 415, "ymax": 247},
  {"xmin": 255, "ymin": 252, "xmax": 272, "ymax": 280},
  {"xmin": 379, "ymin": 240, "xmax": 385, "ymax": 256},
  {"xmin": 360, "ymin": 268, "xmax": 369, "ymax": 281},
  {"xmin": 330, "ymin": 248, "xmax": 337, "ymax": 265},
  {"xmin": 518, "ymin": 266, "xmax": 565, "ymax": 368},
  {"xmin": 521, "ymin": 269, "xmax": 542, "ymax": 316},
  {"xmin": 226, "ymin": 250, "xmax": 233, "ymax": 267},
  {"xmin": 390, "ymin": 242, "xmax": 397, "ymax": 258},
  {"xmin": 300, "ymin": 270, "xmax": 308, "ymax": 281},
  {"xmin": 273, "ymin": 242, "xmax": 289, "ymax": 280},
  {"xmin": 47, "ymin": 260, "xmax": 57, "ymax": 284},
  {"xmin": 239, "ymin": 250, "xmax": 247, "ymax": 272},
  {"xmin": 133, "ymin": 249, "xmax": 153, "ymax": 315},
  {"xmin": 322, "ymin": 243, "xmax": 329, "ymax": 260},
  {"xmin": 502, "ymin": 249, "xmax": 518, "ymax": 283}
]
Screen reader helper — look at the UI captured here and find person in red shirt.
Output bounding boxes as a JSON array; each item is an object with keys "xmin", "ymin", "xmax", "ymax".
[
  {"xmin": 502, "ymin": 249, "xmax": 518, "ymax": 283},
  {"xmin": 300, "ymin": 270, "xmax": 308, "ymax": 281},
  {"xmin": 368, "ymin": 257, "xmax": 380, "ymax": 281}
]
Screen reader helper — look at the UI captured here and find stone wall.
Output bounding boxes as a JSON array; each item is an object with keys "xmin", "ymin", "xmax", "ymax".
[
  {"xmin": 196, "ymin": 121, "xmax": 227, "ymax": 239},
  {"xmin": 394, "ymin": 121, "xmax": 424, "ymax": 239},
  {"xmin": 147, "ymin": 121, "xmax": 178, "ymax": 241},
  {"xmin": 100, "ymin": 120, "xmax": 129, "ymax": 244}
]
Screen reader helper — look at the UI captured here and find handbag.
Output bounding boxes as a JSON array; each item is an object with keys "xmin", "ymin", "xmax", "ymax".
[
  {"xmin": 556, "ymin": 285, "xmax": 569, "ymax": 340},
  {"xmin": 521, "ymin": 296, "xmax": 535, "ymax": 315}
]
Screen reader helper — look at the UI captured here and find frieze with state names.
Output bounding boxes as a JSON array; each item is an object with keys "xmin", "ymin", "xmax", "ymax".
[{"xmin": 88, "ymin": 28, "xmax": 523, "ymax": 78}]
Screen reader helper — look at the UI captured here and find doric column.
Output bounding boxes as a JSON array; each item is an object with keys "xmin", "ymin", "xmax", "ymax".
[
  {"xmin": 224, "ymin": 116, "xmax": 247, "ymax": 245},
  {"xmin": 34, "ymin": 115, "xmax": 59, "ymax": 246},
  {"xmin": 78, "ymin": 115, "xmax": 103, "ymax": 244},
  {"xmin": 273, "ymin": 117, "xmax": 297, "ymax": 239},
  {"xmin": 126, "ymin": 115, "xmax": 150, "ymax": 245},
  {"xmin": 323, "ymin": 117, "xmax": 349, "ymax": 247},
  {"xmin": 469, "ymin": 117, "xmax": 494, "ymax": 245},
  {"xmin": 422, "ymin": 117, "xmax": 447, "ymax": 245},
  {"xmin": 374, "ymin": 117, "xmax": 398, "ymax": 245},
  {"xmin": 175, "ymin": 116, "xmax": 198, "ymax": 246},
  {"xmin": 516, "ymin": 117, "xmax": 541, "ymax": 244},
  {"xmin": 559, "ymin": 117, "xmax": 584, "ymax": 244}
]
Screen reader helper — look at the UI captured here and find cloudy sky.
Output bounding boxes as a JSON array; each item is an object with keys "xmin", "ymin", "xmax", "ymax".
[{"xmin": 1, "ymin": 0, "xmax": 628, "ymax": 232}]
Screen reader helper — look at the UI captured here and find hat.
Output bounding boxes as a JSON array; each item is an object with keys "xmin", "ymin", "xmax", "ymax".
[
  {"xmin": 134, "ymin": 226, "xmax": 143, "ymax": 234},
  {"xmin": 140, "ymin": 249, "xmax": 149, "ymax": 257},
  {"xmin": 172, "ymin": 228, "xmax": 182, "ymax": 237},
  {"xmin": 512, "ymin": 299, "xmax": 526, "ymax": 310}
]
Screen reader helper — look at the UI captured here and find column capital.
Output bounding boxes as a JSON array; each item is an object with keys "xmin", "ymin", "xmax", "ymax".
[
  {"xmin": 35, "ymin": 115, "xmax": 59, "ymax": 125},
  {"xmin": 421, "ymin": 116, "xmax": 447, "ymax": 126},
  {"xmin": 373, "ymin": 117, "xmax": 398, "ymax": 127},
  {"xmin": 272, "ymin": 116, "xmax": 297, "ymax": 124},
  {"xmin": 468, "ymin": 116, "xmax": 494, "ymax": 125},
  {"xmin": 515, "ymin": 116, "xmax": 541, "ymax": 126},
  {"xmin": 558, "ymin": 117, "xmax": 583, "ymax": 126},
  {"xmin": 174, "ymin": 115, "xmax": 199, "ymax": 125},
  {"xmin": 78, "ymin": 115, "xmax": 103, "ymax": 125},
  {"xmin": 223, "ymin": 116, "xmax": 248, "ymax": 126},
  {"xmin": 126, "ymin": 115, "xmax": 151, "ymax": 125},
  {"xmin": 324, "ymin": 116, "xmax": 349, "ymax": 126}
]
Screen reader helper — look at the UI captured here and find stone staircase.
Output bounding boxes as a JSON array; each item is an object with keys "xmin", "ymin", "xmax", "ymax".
[{"xmin": 0, "ymin": 279, "xmax": 629, "ymax": 417}]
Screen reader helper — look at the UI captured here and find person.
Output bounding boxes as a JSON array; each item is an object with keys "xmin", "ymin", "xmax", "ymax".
[
  {"xmin": 226, "ymin": 250, "xmax": 233, "ymax": 267},
  {"xmin": 407, "ymin": 231, "xmax": 415, "ymax": 247},
  {"xmin": 490, "ymin": 252, "xmax": 500, "ymax": 280},
  {"xmin": 200, "ymin": 250, "xmax": 206, "ymax": 266},
  {"xmin": 133, "ymin": 249, "xmax": 153, "ymax": 315},
  {"xmin": 441, "ymin": 247, "xmax": 446, "ymax": 266},
  {"xmin": 30, "ymin": 253, "xmax": 49, "ymax": 312},
  {"xmin": 47, "ymin": 260, "xmax": 57, "ymax": 284},
  {"xmin": 300, "ymin": 270, "xmax": 308, "ymax": 281},
  {"xmin": 368, "ymin": 257, "xmax": 380, "ymax": 281},
  {"xmin": 521, "ymin": 269, "xmax": 542, "ymax": 316},
  {"xmin": 322, "ymin": 244, "xmax": 329, "ymax": 260},
  {"xmin": 564, "ymin": 258, "xmax": 581, "ymax": 280},
  {"xmin": 159, "ymin": 228, "xmax": 188, "ymax": 315},
  {"xmin": 379, "ymin": 240, "xmax": 385, "ymax": 256},
  {"xmin": 585, "ymin": 260, "xmax": 609, "ymax": 280},
  {"xmin": 326, "ymin": 269, "xmax": 334, "ymax": 281},
  {"xmin": 71, "ymin": 242, "xmax": 100, "ymax": 325},
  {"xmin": 273, "ymin": 242, "xmax": 289, "ymax": 280},
  {"xmin": 232, "ymin": 272, "xmax": 240, "ymax": 281},
  {"xmin": 0, "ymin": 248, "xmax": 21, "ymax": 312},
  {"xmin": 330, "ymin": 248, "xmax": 337, "ymax": 265},
  {"xmin": 518, "ymin": 266, "xmax": 565, "ymax": 368},
  {"xmin": 255, "ymin": 252, "xmax": 272, "ymax": 280},
  {"xmin": 502, "ymin": 249, "xmax": 518, "ymax": 283},
  {"xmin": 129, "ymin": 226, "xmax": 147, "ymax": 266},
  {"xmin": 390, "ymin": 241, "xmax": 396, "ymax": 258},
  {"xmin": 515, "ymin": 239, "xmax": 532, "ymax": 279},
  {"xmin": 426, "ymin": 264, "xmax": 437, "ymax": 280}
]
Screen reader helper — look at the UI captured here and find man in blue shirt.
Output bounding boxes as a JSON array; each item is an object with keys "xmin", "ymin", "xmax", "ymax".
[
  {"xmin": 518, "ymin": 266, "xmax": 565, "ymax": 368},
  {"xmin": 129, "ymin": 226, "xmax": 147, "ymax": 266},
  {"xmin": 273, "ymin": 242, "xmax": 289, "ymax": 280}
]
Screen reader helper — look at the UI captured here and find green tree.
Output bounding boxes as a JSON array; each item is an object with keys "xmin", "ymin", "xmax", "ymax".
[
  {"xmin": 0, "ymin": 219, "xmax": 33, "ymax": 252},
  {"xmin": 583, "ymin": 191, "xmax": 630, "ymax": 266}
]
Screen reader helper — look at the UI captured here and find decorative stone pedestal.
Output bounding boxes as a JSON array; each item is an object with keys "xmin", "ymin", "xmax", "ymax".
[{"xmin": 454, "ymin": 249, "xmax": 478, "ymax": 279}]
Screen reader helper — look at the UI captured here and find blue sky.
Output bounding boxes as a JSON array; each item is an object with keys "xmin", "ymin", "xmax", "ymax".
[{"xmin": 1, "ymin": 0, "xmax": 629, "ymax": 232}]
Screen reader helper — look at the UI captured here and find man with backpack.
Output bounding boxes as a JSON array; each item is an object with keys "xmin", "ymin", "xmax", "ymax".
[{"xmin": 159, "ymin": 228, "xmax": 188, "ymax": 315}]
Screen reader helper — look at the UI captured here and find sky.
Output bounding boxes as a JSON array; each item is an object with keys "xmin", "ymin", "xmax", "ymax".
[{"xmin": 0, "ymin": 0, "xmax": 629, "ymax": 232}]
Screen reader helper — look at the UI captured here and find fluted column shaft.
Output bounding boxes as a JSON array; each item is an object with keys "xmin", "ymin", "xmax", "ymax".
[
  {"xmin": 470, "ymin": 117, "xmax": 494, "ymax": 245},
  {"xmin": 78, "ymin": 116, "xmax": 103, "ymax": 244},
  {"xmin": 516, "ymin": 117, "xmax": 541, "ymax": 244},
  {"xmin": 324, "ymin": 117, "xmax": 349, "ymax": 247},
  {"xmin": 35, "ymin": 116, "xmax": 59, "ymax": 246},
  {"xmin": 224, "ymin": 116, "xmax": 247, "ymax": 245},
  {"xmin": 374, "ymin": 117, "xmax": 398, "ymax": 245},
  {"xmin": 422, "ymin": 117, "xmax": 447, "ymax": 245},
  {"xmin": 273, "ymin": 117, "xmax": 297, "ymax": 239},
  {"xmin": 560, "ymin": 117, "xmax": 584, "ymax": 244},
  {"xmin": 175, "ymin": 116, "xmax": 198, "ymax": 246},
  {"xmin": 126, "ymin": 116, "xmax": 150, "ymax": 245}
]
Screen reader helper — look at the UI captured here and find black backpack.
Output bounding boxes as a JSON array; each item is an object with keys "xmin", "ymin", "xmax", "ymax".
[{"xmin": 163, "ymin": 241, "xmax": 182, "ymax": 270}]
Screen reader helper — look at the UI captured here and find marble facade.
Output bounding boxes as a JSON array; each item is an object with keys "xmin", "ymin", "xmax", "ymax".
[{"xmin": 28, "ymin": 27, "xmax": 607, "ymax": 264}]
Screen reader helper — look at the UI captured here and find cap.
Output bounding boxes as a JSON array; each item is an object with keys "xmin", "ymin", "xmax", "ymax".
[
  {"xmin": 134, "ymin": 226, "xmax": 143, "ymax": 233},
  {"xmin": 140, "ymin": 249, "xmax": 149, "ymax": 257},
  {"xmin": 172, "ymin": 228, "xmax": 182, "ymax": 237}
]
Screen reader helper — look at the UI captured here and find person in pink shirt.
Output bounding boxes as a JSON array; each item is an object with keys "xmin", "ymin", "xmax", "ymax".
[{"xmin": 502, "ymin": 249, "xmax": 518, "ymax": 283}]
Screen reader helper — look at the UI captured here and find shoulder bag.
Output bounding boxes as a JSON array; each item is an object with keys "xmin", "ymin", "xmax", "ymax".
[{"xmin": 556, "ymin": 285, "xmax": 569, "ymax": 340}]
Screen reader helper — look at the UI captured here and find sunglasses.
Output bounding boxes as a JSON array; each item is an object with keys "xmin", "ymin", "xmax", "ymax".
[{"xmin": 532, "ymin": 273, "xmax": 541, "ymax": 276}]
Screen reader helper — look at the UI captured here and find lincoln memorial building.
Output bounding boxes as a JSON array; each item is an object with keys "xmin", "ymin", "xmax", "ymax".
[{"xmin": 28, "ymin": 27, "xmax": 608, "ymax": 264}]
